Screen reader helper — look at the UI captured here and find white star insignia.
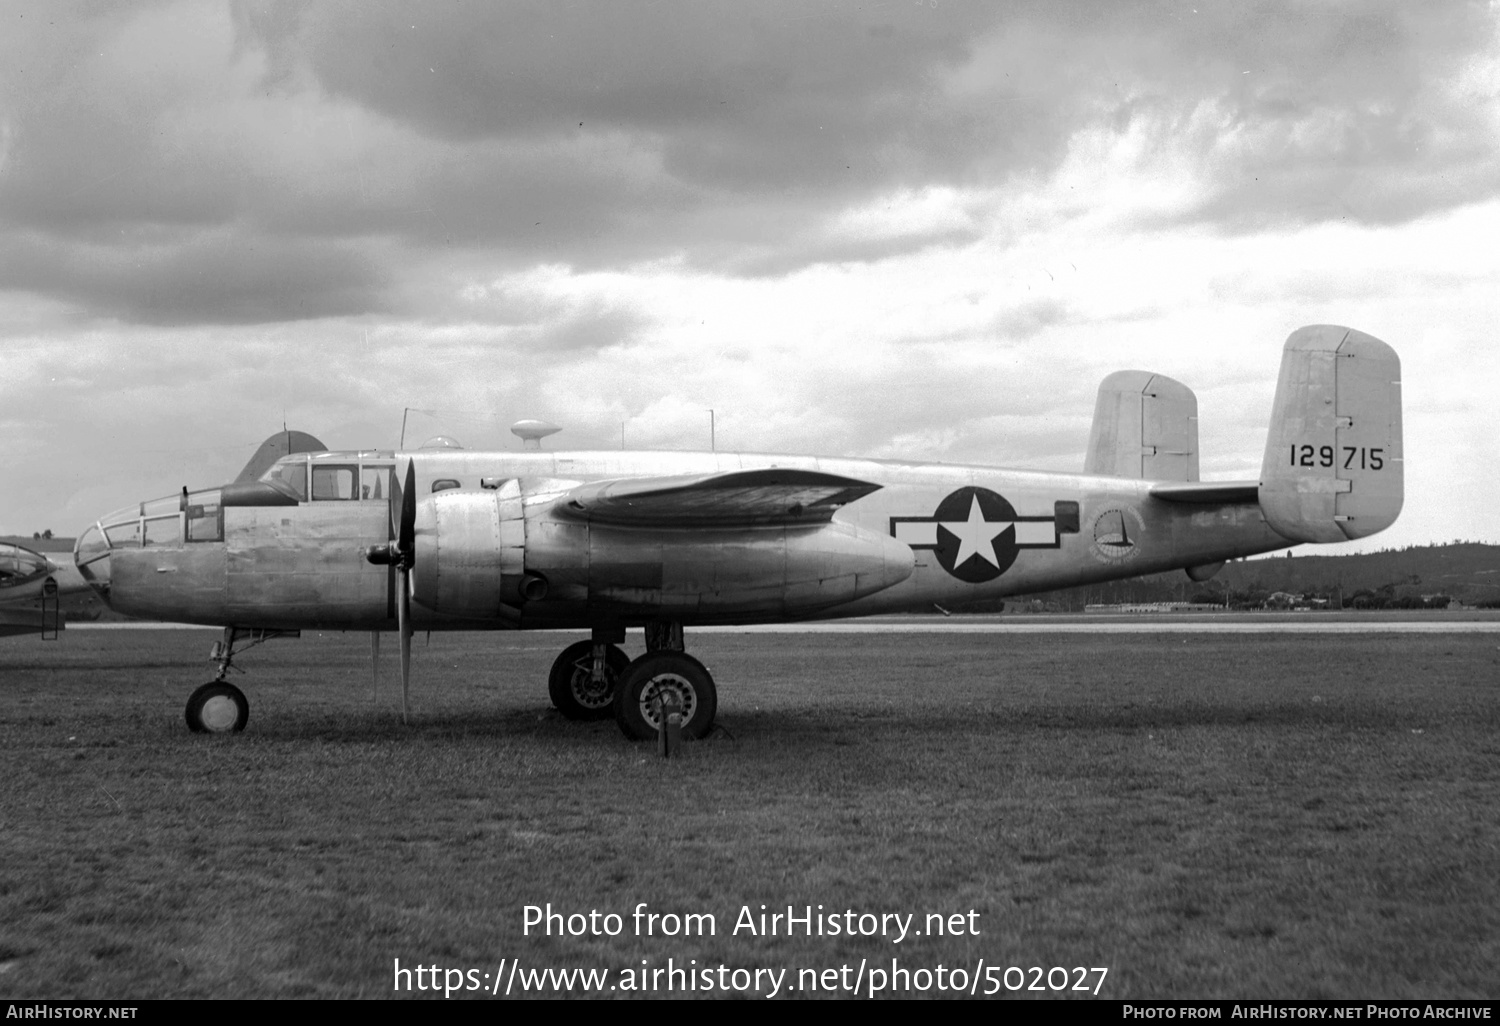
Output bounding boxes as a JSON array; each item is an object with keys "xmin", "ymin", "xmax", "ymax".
[{"xmin": 940, "ymin": 495, "xmax": 1012, "ymax": 567}]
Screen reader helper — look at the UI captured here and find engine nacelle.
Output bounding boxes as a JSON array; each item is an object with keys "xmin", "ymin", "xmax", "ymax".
[
  {"xmin": 411, "ymin": 483, "xmax": 527, "ymax": 621},
  {"xmin": 409, "ymin": 479, "xmax": 914, "ymax": 623}
]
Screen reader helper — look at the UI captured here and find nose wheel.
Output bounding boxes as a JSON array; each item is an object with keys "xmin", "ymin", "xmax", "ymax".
[
  {"xmin": 185, "ymin": 681, "xmax": 249, "ymax": 733},
  {"xmin": 179, "ymin": 626, "xmax": 295, "ymax": 733}
]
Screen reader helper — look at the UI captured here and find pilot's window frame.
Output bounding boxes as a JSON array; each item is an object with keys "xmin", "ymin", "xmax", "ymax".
[
  {"xmin": 186, "ymin": 499, "xmax": 224, "ymax": 543},
  {"xmin": 311, "ymin": 464, "xmax": 359, "ymax": 501},
  {"xmin": 431, "ymin": 479, "xmax": 461, "ymax": 494}
]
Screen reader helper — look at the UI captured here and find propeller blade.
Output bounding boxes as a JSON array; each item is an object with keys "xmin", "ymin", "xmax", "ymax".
[
  {"xmin": 398, "ymin": 459, "xmax": 417, "ymax": 556},
  {"xmin": 388, "ymin": 461, "xmax": 406, "ymax": 547},
  {"xmin": 397, "ymin": 568, "xmax": 412, "ymax": 724}
]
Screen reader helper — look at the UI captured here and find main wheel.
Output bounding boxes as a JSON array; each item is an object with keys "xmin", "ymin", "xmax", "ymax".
[
  {"xmin": 548, "ymin": 640, "xmax": 629, "ymax": 721},
  {"xmin": 614, "ymin": 651, "xmax": 717, "ymax": 741},
  {"xmin": 185, "ymin": 682, "xmax": 249, "ymax": 734}
]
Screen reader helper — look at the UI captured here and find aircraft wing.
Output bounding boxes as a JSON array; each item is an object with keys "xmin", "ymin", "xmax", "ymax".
[
  {"xmin": 558, "ymin": 468, "xmax": 882, "ymax": 526},
  {"xmin": 1149, "ymin": 480, "xmax": 1260, "ymax": 504}
]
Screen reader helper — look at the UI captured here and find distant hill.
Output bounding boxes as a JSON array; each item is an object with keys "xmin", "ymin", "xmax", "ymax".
[
  {"xmin": 1020, "ymin": 542, "xmax": 1500, "ymax": 611},
  {"xmin": 0, "ymin": 534, "xmax": 76, "ymax": 555}
]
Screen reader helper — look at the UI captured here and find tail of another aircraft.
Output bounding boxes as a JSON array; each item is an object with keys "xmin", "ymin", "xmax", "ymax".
[{"xmin": 1258, "ymin": 325, "xmax": 1403, "ymax": 543}]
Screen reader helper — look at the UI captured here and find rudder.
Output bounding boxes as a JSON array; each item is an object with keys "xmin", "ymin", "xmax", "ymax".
[{"xmin": 1259, "ymin": 325, "xmax": 1402, "ymax": 543}]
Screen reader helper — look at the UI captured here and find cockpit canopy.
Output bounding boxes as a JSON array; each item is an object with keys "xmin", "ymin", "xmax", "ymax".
[
  {"xmin": 0, "ymin": 543, "xmax": 54, "ymax": 589},
  {"xmin": 76, "ymin": 451, "xmax": 396, "ymax": 567},
  {"xmin": 259, "ymin": 453, "xmax": 395, "ymax": 503}
]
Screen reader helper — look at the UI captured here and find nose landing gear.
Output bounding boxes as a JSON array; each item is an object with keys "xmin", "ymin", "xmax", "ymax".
[{"xmin": 183, "ymin": 626, "xmax": 298, "ymax": 734}]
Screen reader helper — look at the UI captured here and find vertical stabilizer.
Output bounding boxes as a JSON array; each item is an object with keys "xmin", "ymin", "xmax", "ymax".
[
  {"xmin": 235, "ymin": 431, "xmax": 329, "ymax": 483},
  {"xmin": 1084, "ymin": 371, "xmax": 1199, "ymax": 481},
  {"xmin": 1259, "ymin": 325, "xmax": 1402, "ymax": 543}
]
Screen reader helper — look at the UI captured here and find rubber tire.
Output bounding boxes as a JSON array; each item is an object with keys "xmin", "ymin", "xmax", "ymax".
[
  {"xmin": 185, "ymin": 682, "xmax": 249, "ymax": 734},
  {"xmin": 548, "ymin": 641, "xmax": 629, "ymax": 721},
  {"xmin": 614, "ymin": 651, "xmax": 717, "ymax": 741}
]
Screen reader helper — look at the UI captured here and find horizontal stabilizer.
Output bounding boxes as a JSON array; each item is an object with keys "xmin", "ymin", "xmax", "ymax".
[
  {"xmin": 1149, "ymin": 481, "xmax": 1259, "ymax": 504},
  {"xmin": 234, "ymin": 430, "xmax": 328, "ymax": 484},
  {"xmin": 559, "ymin": 469, "xmax": 882, "ymax": 526}
]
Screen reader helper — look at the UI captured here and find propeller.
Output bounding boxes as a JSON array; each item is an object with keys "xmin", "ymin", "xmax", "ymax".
[{"xmin": 365, "ymin": 460, "xmax": 417, "ymax": 722}]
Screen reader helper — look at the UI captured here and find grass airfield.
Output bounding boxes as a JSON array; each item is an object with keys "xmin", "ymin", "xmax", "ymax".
[{"xmin": 2, "ymin": 620, "xmax": 1498, "ymax": 1000}]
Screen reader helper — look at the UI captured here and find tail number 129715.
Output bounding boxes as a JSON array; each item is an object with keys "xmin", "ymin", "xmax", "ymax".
[{"xmin": 1290, "ymin": 445, "xmax": 1384, "ymax": 470}]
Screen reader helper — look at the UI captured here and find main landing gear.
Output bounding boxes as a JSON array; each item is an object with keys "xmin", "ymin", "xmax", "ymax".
[
  {"xmin": 547, "ymin": 621, "xmax": 718, "ymax": 741},
  {"xmin": 183, "ymin": 626, "xmax": 296, "ymax": 734}
]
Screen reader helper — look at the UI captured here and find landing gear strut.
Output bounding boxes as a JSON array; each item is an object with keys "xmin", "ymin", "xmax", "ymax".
[
  {"xmin": 548, "ymin": 639, "xmax": 629, "ymax": 720},
  {"xmin": 183, "ymin": 626, "xmax": 296, "ymax": 734}
]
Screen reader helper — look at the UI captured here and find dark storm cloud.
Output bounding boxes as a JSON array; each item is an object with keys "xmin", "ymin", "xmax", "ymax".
[
  {"xmin": 1, "ymin": 1, "xmax": 1495, "ymax": 326},
  {"xmin": 0, "ymin": 229, "xmax": 388, "ymax": 325},
  {"xmin": 236, "ymin": 0, "xmax": 1002, "ymax": 186},
  {"xmin": 236, "ymin": 0, "xmax": 1500, "ymax": 221}
]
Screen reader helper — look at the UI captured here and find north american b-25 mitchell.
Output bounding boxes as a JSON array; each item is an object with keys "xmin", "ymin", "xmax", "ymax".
[{"xmin": 72, "ymin": 325, "xmax": 1402, "ymax": 740}]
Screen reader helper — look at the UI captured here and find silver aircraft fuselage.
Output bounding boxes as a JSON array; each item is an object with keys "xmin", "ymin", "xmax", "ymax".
[{"xmin": 77, "ymin": 447, "xmax": 1288, "ymax": 631}]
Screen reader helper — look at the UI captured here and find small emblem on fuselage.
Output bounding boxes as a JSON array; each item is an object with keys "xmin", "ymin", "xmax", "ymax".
[
  {"xmin": 1089, "ymin": 506, "xmax": 1146, "ymax": 565},
  {"xmin": 890, "ymin": 486, "xmax": 1060, "ymax": 583}
]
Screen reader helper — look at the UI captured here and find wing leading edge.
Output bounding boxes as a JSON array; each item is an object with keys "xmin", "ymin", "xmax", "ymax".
[{"xmin": 559, "ymin": 468, "xmax": 882, "ymax": 526}]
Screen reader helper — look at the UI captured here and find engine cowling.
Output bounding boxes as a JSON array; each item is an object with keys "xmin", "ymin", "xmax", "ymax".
[{"xmin": 411, "ymin": 481, "xmax": 527, "ymax": 621}]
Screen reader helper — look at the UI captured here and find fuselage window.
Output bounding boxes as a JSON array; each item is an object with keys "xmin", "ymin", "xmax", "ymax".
[
  {"xmin": 432, "ymin": 479, "xmax": 460, "ymax": 493},
  {"xmin": 312, "ymin": 465, "xmax": 358, "ymax": 501},
  {"xmin": 361, "ymin": 465, "xmax": 391, "ymax": 501},
  {"xmin": 1054, "ymin": 501, "xmax": 1081, "ymax": 534}
]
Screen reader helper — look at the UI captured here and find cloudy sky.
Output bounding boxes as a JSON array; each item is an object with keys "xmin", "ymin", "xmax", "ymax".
[{"xmin": 2, "ymin": 0, "xmax": 1496, "ymax": 554}]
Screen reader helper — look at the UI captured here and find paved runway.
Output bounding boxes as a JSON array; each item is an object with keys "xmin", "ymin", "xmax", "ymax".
[
  {"xmin": 696, "ymin": 620, "xmax": 1500, "ymax": 634},
  {"xmin": 74, "ymin": 617, "xmax": 1500, "ymax": 634}
]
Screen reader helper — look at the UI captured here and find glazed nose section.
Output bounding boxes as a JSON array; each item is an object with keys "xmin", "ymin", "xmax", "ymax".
[{"xmin": 74, "ymin": 522, "xmax": 112, "ymax": 597}]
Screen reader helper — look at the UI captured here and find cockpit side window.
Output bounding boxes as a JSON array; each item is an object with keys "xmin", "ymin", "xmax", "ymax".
[
  {"xmin": 186, "ymin": 491, "xmax": 223, "ymax": 542},
  {"xmin": 143, "ymin": 515, "xmax": 181, "ymax": 547},
  {"xmin": 311, "ymin": 465, "xmax": 357, "ymax": 501},
  {"xmin": 105, "ymin": 522, "xmax": 140, "ymax": 549},
  {"xmin": 264, "ymin": 460, "xmax": 309, "ymax": 502},
  {"xmin": 361, "ymin": 465, "xmax": 391, "ymax": 501}
]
